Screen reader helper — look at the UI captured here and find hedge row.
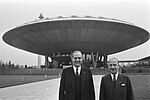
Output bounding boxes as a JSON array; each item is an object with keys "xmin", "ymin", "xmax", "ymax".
[
  {"xmin": 0, "ymin": 68, "xmax": 63, "ymax": 75},
  {"xmin": 121, "ymin": 68, "xmax": 150, "ymax": 74},
  {"xmin": 0, "ymin": 68, "xmax": 149, "ymax": 75}
]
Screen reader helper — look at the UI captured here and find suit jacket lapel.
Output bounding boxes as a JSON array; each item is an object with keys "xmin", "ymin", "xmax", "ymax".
[
  {"xmin": 70, "ymin": 67, "xmax": 75, "ymax": 91},
  {"xmin": 107, "ymin": 74, "xmax": 115, "ymax": 89},
  {"xmin": 81, "ymin": 67, "xmax": 86, "ymax": 93}
]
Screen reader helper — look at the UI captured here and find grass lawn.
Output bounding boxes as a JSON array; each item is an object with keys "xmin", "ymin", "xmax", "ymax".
[{"xmin": 128, "ymin": 75, "xmax": 150, "ymax": 100}]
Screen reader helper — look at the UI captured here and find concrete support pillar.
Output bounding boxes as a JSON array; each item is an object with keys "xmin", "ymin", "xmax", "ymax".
[
  {"xmin": 91, "ymin": 52, "xmax": 97, "ymax": 68},
  {"xmin": 53, "ymin": 60, "xmax": 58, "ymax": 68},
  {"xmin": 38, "ymin": 55, "xmax": 41, "ymax": 68},
  {"xmin": 84, "ymin": 54, "xmax": 89, "ymax": 61},
  {"xmin": 53, "ymin": 53, "xmax": 55, "ymax": 57},
  {"xmin": 45, "ymin": 54, "xmax": 49, "ymax": 68},
  {"xmin": 95, "ymin": 53, "xmax": 99, "ymax": 62},
  {"xmin": 99, "ymin": 56, "xmax": 102, "ymax": 61},
  {"xmin": 57, "ymin": 52, "xmax": 60, "ymax": 56},
  {"xmin": 83, "ymin": 54, "xmax": 85, "ymax": 61},
  {"xmin": 104, "ymin": 54, "xmax": 108, "ymax": 68},
  {"xmin": 119, "ymin": 67, "xmax": 122, "ymax": 74},
  {"xmin": 87, "ymin": 54, "xmax": 91, "ymax": 61},
  {"xmin": 85, "ymin": 54, "xmax": 87, "ymax": 61}
]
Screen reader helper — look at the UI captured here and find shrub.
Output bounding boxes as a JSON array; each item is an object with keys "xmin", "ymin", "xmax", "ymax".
[
  {"xmin": 138, "ymin": 69, "xmax": 143, "ymax": 73},
  {"xmin": 121, "ymin": 68, "xmax": 126, "ymax": 73}
]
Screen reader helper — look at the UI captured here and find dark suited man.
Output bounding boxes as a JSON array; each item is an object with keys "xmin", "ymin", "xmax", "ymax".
[
  {"xmin": 59, "ymin": 50, "xmax": 95, "ymax": 100},
  {"xmin": 99, "ymin": 58, "xmax": 134, "ymax": 100}
]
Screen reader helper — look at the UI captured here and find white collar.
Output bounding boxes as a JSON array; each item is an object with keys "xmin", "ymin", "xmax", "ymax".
[
  {"xmin": 73, "ymin": 65, "xmax": 81, "ymax": 75},
  {"xmin": 110, "ymin": 72, "xmax": 119, "ymax": 80}
]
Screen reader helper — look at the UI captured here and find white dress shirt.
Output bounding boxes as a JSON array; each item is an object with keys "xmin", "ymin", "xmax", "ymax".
[
  {"xmin": 73, "ymin": 66, "xmax": 81, "ymax": 75},
  {"xmin": 110, "ymin": 72, "xmax": 118, "ymax": 81}
]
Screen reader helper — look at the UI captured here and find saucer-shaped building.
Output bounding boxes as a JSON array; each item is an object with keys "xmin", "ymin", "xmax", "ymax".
[{"xmin": 3, "ymin": 15, "xmax": 149, "ymax": 68}]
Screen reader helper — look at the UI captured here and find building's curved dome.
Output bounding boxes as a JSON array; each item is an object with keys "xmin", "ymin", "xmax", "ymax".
[{"xmin": 3, "ymin": 16, "xmax": 149, "ymax": 56}]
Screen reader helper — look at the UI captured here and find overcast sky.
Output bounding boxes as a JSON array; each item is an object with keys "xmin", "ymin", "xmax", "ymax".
[{"xmin": 0, "ymin": 0, "xmax": 150, "ymax": 66}]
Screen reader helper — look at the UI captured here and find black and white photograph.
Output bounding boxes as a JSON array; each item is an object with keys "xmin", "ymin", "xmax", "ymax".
[{"xmin": 0, "ymin": 0, "xmax": 150, "ymax": 100}]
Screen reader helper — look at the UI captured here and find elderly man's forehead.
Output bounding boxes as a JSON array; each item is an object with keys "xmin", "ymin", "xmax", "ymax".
[
  {"xmin": 72, "ymin": 51, "xmax": 82, "ymax": 55},
  {"xmin": 109, "ymin": 58, "xmax": 118, "ymax": 63},
  {"xmin": 72, "ymin": 51, "xmax": 82, "ymax": 56}
]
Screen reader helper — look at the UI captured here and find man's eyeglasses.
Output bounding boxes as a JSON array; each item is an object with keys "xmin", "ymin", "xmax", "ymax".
[
  {"xmin": 73, "ymin": 57, "xmax": 82, "ymax": 59},
  {"xmin": 109, "ymin": 64, "xmax": 117, "ymax": 66}
]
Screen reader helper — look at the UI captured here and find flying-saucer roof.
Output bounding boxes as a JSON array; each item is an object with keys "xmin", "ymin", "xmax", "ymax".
[{"xmin": 3, "ymin": 16, "xmax": 149, "ymax": 56}]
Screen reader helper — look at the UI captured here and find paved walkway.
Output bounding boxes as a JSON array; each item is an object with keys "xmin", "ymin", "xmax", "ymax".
[{"xmin": 0, "ymin": 75, "xmax": 102, "ymax": 100}]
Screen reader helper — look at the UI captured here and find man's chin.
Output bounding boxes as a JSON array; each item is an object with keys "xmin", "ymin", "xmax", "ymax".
[
  {"xmin": 111, "ymin": 71, "xmax": 117, "ymax": 74},
  {"xmin": 75, "ymin": 64, "xmax": 81, "ymax": 67}
]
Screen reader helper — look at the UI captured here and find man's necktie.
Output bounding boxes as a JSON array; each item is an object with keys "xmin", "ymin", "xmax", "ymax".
[
  {"xmin": 76, "ymin": 67, "xmax": 79, "ymax": 75},
  {"xmin": 113, "ymin": 74, "xmax": 116, "ymax": 87}
]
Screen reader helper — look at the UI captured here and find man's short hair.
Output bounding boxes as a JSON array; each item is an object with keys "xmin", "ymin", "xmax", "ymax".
[{"xmin": 71, "ymin": 50, "xmax": 82, "ymax": 58}]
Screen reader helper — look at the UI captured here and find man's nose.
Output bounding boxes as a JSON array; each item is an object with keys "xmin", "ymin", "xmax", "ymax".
[
  {"xmin": 76, "ymin": 58, "xmax": 80, "ymax": 61},
  {"xmin": 111, "ymin": 65, "xmax": 115, "ymax": 68}
]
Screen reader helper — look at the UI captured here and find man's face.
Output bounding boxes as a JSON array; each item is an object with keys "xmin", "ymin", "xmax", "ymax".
[
  {"xmin": 108, "ymin": 58, "xmax": 119, "ymax": 74},
  {"xmin": 71, "ymin": 51, "xmax": 83, "ymax": 67}
]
